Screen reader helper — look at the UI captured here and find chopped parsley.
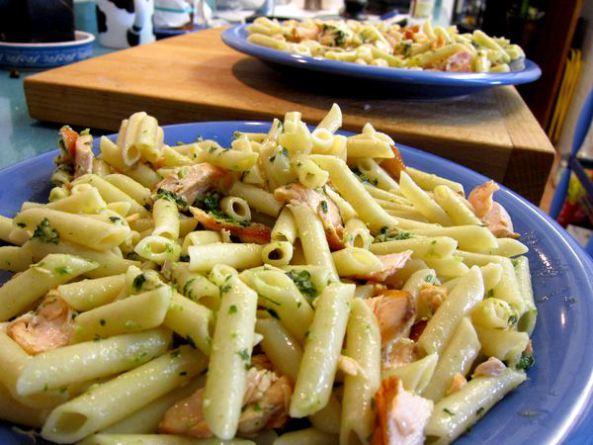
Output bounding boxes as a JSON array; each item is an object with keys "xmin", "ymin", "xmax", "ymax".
[
  {"xmin": 486, "ymin": 289, "xmax": 495, "ymax": 298},
  {"xmin": 132, "ymin": 274, "xmax": 147, "ymax": 292},
  {"xmin": 320, "ymin": 200, "xmax": 328, "ymax": 213},
  {"xmin": 236, "ymin": 348, "xmax": 250, "ymax": 361},
  {"xmin": 155, "ymin": 188, "xmax": 188, "ymax": 209},
  {"xmin": 109, "ymin": 216, "xmax": 123, "ymax": 224},
  {"xmin": 508, "ymin": 314, "xmax": 518, "ymax": 326},
  {"xmin": 286, "ymin": 270, "xmax": 317, "ymax": 299},
  {"xmin": 516, "ymin": 352, "xmax": 535, "ymax": 371},
  {"xmin": 443, "ymin": 408, "xmax": 455, "ymax": 416},
  {"xmin": 476, "ymin": 407, "xmax": 485, "ymax": 416},
  {"xmin": 351, "ymin": 167, "xmax": 378, "ymax": 186},
  {"xmin": 374, "ymin": 227, "xmax": 412, "ymax": 243},
  {"xmin": 220, "ymin": 283, "xmax": 232, "ymax": 295},
  {"xmin": 198, "ymin": 192, "xmax": 221, "ymax": 212},
  {"xmin": 54, "ymin": 266, "xmax": 72, "ymax": 276},
  {"xmin": 16, "ymin": 222, "xmax": 26, "ymax": 228},
  {"xmin": 32, "ymin": 218, "xmax": 59, "ymax": 244},
  {"xmin": 133, "ymin": 351, "xmax": 149, "ymax": 363},
  {"xmin": 229, "ymin": 304, "xmax": 238, "ymax": 314},
  {"xmin": 179, "ymin": 254, "xmax": 190, "ymax": 262},
  {"xmin": 424, "ymin": 274, "xmax": 436, "ymax": 284},
  {"xmin": 183, "ymin": 278, "xmax": 196, "ymax": 299},
  {"xmin": 511, "ymin": 258, "xmax": 520, "ymax": 268}
]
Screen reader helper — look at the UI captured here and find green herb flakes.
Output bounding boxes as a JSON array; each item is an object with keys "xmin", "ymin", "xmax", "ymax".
[{"xmin": 32, "ymin": 218, "xmax": 59, "ymax": 244}]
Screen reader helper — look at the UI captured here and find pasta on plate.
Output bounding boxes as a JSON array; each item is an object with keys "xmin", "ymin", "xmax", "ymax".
[
  {"xmin": 246, "ymin": 18, "xmax": 525, "ymax": 73},
  {"xmin": 0, "ymin": 105, "xmax": 536, "ymax": 445}
]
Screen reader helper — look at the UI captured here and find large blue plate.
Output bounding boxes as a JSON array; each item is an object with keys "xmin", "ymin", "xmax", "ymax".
[
  {"xmin": 1, "ymin": 121, "xmax": 592, "ymax": 444},
  {"xmin": 221, "ymin": 25, "xmax": 542, "ymax": 99}
]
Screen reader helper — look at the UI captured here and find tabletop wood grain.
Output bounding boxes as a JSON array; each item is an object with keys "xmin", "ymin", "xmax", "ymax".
[{"xmin": 24, "ymin": 27, "xmax": 555, "ymax": 203}]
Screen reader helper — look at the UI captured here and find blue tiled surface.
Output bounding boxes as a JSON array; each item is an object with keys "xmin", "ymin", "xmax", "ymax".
[{"xmin": 0, "ymin": 1, "xmax": 111, "ymax": 170}]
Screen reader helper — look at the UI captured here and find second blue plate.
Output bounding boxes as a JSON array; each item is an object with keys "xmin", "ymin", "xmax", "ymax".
[{"xmin": 222, "ymin": 24, "xmax": 542, "ymax": 99}]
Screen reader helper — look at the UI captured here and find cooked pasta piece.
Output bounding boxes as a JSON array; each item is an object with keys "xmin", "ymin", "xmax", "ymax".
[{"xmin": 290, "ymin": 283, "xmax": 354, "ymax": 418}]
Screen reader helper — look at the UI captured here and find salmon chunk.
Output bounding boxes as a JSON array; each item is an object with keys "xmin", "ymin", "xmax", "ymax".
[
  {"xmin": 274, "ymin": 183, "xmax": 344, "ymax": 250},
  {"xmin": 8, "ymin": 292, "xmax": 74, "ymax": 355},
  {"xmin": 372, "ymin": 376, "xmax": 433, "ymax": 445}
]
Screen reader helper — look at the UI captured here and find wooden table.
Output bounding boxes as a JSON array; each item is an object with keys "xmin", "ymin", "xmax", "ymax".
[{"xmin": 24, "ymin": 27, "xmax": 555, "ymax": 204}]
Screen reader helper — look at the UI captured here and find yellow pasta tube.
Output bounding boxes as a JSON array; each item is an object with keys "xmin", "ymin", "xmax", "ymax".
[
  {"xmin": 72, "ymin": 286, "xmax": 172, "ymax": 342},
  {"xmin": 58, "ymin": 273, "xmax": 126, "ymax": 311},
  {"xmin": 229, "ymin": 182, "xmax": 282, "ymax": 217},
  {"xmin": 15, "ymin": 207, "xmax": 131, "ymax": 251},
  {"xmin": 371, "ymin": 235, "xmax": 458, "ymax": 259},
  {"xmin": 290, "ymin": 283, "xmax": 354, "ymax": 418},
  {"xmin": 289, "ymin": 203, "xmax": 338, "ymax": 281},
  {"xmin": 0, "ymin": 215, "xmax": 14, "ymax": 242},
  {"xmin": 0, "ymin": 253, "xmax": 97, "ymax": 321},
  {"xmin": 220, "ymin": 196, "xmax": 251, "ymax": 223},
  {"xmin": 332, "ymin": 247, "xmax": 383, "ymax": 277},
  {"xmin": 399, "ymin": 171, "xmax": 451, "ymax": 226},
  {"xmin": 433, "ymin": 185, "xmax": 481, "ymax": 225},
  {"xmin": 0, "ymin": 245, "xmax": 33, "ymax": 272},
  {"xmin": 171, "ymin": 263, "xmax": 220, "ymax": 309},
  {"xmin": 48, "ymin": 186, "xmax": 107, "ymax": 214},
  {"xmin": 383, "ymin": 353, "xmax": 439, "ymax": 394},
  {"xmin": 315, "ymin": 103, "xmax": 342, "ymax": 134},
  {"xmin": 340, "ymin": 299, "xmax": 381, "ymax": 444},
  {"xmin": 134, "ymin": 235, "xmax": 181, "ymax": 264},
  {"xmin": 104, "ymin": 174, "xmax": 151, "ymax": 206},
  {"xmin": 251, "ymin": 269, "xmax": 314, "ymax": 342},
  {"xmin": 422, "ymin": 317, "xmax": 481, "ymax": 402},
  {"xmin": 310, "ymin": 155, "xmax": 397, "ymax": 231},
  {"xmin": 271, "ymin": 207, "xmax": 297, "ymax": 243},
  {"xmin": 41, "ymin": 346, "xmax": 207, "ymax": 443},
  {"xmin": 407, "ymin": 167, "xmax": 465, "ymax": 195},
  {"xmin": 164, "ymin": 292, "xmax": 213, "ymax": 355},
  {"xmin": 189, "ymin": 243, "xmax": 263, "ymax": 272},
  {"xmin": 25, "ymin": 238, "xmax": 138, "ymax": 278},
  {"xmin": 417, "ymin": 266, "xmax": 484, "ymax": 355},
  {"xmin": 17, "ymin": 329, "xmax": 172, "ymax": 396},
  {"xmin": 261, "ymin": 241, "xmax": 294, "ymax": 266},
  {"xmin": 202, "ymin": 271, "xmax": 258, "ymax": 440},
  {"xmin": 296, "ymin": 157, "xmax": 330, "ymax": 189},
  {"xmin": 256, "ymin": 318, "xmax": 303, "ymax": 382},
  {"xmin": 152, "ymin": 198, "xmax": 180, "ymax": 240},
  {"xmin": 0, "ymin": 383, "xmax": 48, "ymax": 428},
  {"xmin": 342, "ymin": 218, "xmax": 372, "ymax": 249},
  {"xmin": 73, "ymin": 174, "xmax": 149, "ymax": 217}
]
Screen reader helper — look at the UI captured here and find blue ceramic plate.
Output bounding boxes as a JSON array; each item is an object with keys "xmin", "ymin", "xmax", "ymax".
[
  {"xmin": 1, "ymin": 121, "xmax": 592, "ymax": 444},
  {"xmin": 0, "ymin": 30, "xmax": 94, "ymax": 70},
  {"xmin": 222, "ymin": 25, "xmax": 542, "ymax": 98}
]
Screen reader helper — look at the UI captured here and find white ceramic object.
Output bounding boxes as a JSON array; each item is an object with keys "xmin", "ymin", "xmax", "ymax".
[{"xmin": 96, "ymin": 0, "xmax": 155, "ymax": 48}]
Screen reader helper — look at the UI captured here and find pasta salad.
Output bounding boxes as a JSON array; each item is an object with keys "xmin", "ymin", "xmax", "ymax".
[
  {"xmin": 246, "ymin": 18, "xmax": 525, "ymax": 73},
  {"xmin": 0, "ymin": 105, "xmax": 536, "ymax": 445}
]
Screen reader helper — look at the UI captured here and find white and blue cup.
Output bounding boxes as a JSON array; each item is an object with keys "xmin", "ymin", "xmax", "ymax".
[{"xmin": 96, "ymin": 0, "xmax": 155, "ymax": 48}]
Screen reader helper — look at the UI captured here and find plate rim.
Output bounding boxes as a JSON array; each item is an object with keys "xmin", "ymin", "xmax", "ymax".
[
  {"xmin": 0, "ymin": 120, "xmax": 592, "ymax": 445},
  {"xmin": 221, "ymin": 24, "xmax": 542, "ymax": 87}
]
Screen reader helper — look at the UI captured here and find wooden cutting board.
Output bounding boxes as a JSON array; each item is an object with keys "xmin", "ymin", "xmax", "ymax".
[{"xmin": 24, "ymin": 27, "xmax": 555, "ymax": 204}]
